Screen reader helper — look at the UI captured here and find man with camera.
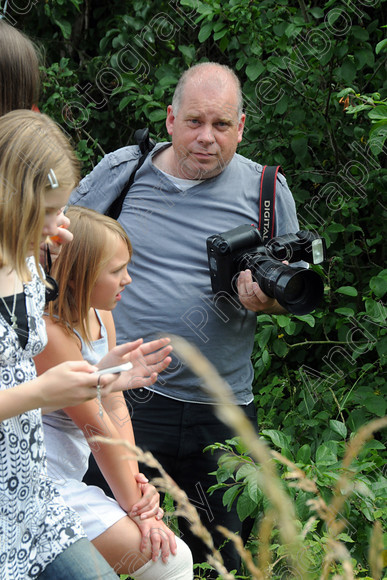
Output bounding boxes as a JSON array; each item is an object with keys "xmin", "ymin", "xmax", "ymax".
[{"xmin": 70, "ymin": 62, "xmax": 303, "ymax": 575}]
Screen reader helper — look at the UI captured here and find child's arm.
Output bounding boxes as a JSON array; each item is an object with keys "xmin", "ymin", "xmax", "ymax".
[
  {"xmin": 0, "ymin": 360, "xmax": 111, "ymax": 422},
  {"xmin": 35, "ymin": 315, "xmax": 143, "ymax": 512},
  {"xmin": 36, "ymin": 314, "xmax": 177, "ymax": 560}
]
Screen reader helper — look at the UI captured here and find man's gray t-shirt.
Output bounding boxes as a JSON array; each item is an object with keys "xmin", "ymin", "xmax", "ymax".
[{"xmin": 70, "ymin": 143, "xmax": 301, "ymax": 405}]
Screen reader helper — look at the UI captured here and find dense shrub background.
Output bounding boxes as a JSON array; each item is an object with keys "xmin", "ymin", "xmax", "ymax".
[{"xmin": 4, "ymin": 0, "xmax": 386, "ymax": 575}]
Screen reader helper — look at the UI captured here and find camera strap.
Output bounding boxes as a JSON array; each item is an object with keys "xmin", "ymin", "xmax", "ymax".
[
  {"xmin": 258, "ymin": 164, "xmax": 282, "ymax": 242},
  {"xmin": 105, "ymin": 128, "xmax": 156, "ymax": 220}
]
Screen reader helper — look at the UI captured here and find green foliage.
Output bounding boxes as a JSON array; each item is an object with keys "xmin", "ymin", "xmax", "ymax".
[
  {"xmin": 9, "ymin": 0, "xmax": 386, "ymax": 576},
  {"xmin": 206, "ymin": 429, "xmax": 387, "ymax": 577},
  {"xmin": 337, "ymin": 83, "xmax": 387, "ymax": 157}
]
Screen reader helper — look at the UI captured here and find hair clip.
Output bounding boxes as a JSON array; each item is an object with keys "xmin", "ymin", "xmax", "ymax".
[{"xmin": 48, "ymin": 168, "xmax": 59, "ymax": 189}]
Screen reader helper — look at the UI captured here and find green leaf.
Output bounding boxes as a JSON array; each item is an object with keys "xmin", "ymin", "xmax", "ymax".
[
  {"xmin": 364, "ymin": 298, "xmax": 387, "ymax": 322},
  {"xmin": 246, "ymin": 472, "xmax": 263, "ymax": 502},
  {"xmin": 310, "ymin": 7, "xmax": 324, "ymax": 18},
  {"xmin": 336, "ymin": 87, "xmax": 356, "ymax": 99},
  {"xmin": 326, "ymin": 223, "xmax": 346, "ymax": 233},
  {"xmin": 376, "ymin": 39, "xmax": 387, "ymax": 54},
  {"xmin": 148, "ymin": 109, "xmax": 167, "ymax": 122},
  {"xmin": 237, "ymin": 490, "xmax": 258, "ymax": 520},
  {"xmin": 376, "ymin": 336, "xmax": 387, "ymax": 359},
  {"xmin": 364, "ymin": 396, "xmax": 387, "ymax": 417},
  {"xmin": 336, "ymin": 286, "xmax": 358, "ymax": 297},
  {"xmin": 335, "ymin": 307, "xmax": 355, "ymax": 316},
  {"xmin": 272, "ymin": 338, "xmax": 289, "ymax": 357},
  {"xmin": 222, "ymin": 485, "xmax": 241, "ymax": 509},
  {"xmin": 355, "ymin": 48, "xmax": 374, "ymax": 70},
  {"xmin": 337, "ymin": 532, "xmax": 355, "ymax": 543},
  {"xmin": 369, "ymin": 125, "xmax": 387, "ymax": 156},
  {"xmin": 329, "ymin": 420, "xmax": 347, "ymax": 439},
  {"xmin": 275, "ymin": 95, "xmax": 288, "ymax": 115},
  {"xmin": 118, "ymin": 95, "xmax": 133, "ymax": 112},
  {"xmin": 246, "ymin": 62, "xmax": 265, "ymax": 81},
  {"xmin": 296, "ymin": 444, "xmax": 311, "ymax": 464},
  {"xmin": 178, "ymin": 45, "xmax": 195, "ymax": 62},
  {"xmin": 350, "ymin": 26, "xmax": 369, "ymax": 42},
  {"xmin": 284, "ymin": 321, "xmax": 297, "ymax": 336},
  {"xmin": 236, "ymin": 463, "xmax": 257, "ymax": 481},
  {"xmin": 368, "ymin": 105, "xmax": 387, "ymax": 120},
  {"xmin": 346, "ymin": 104, "xmax": 372, "ymax": 115},
  {"xmin": 198, "ymin": 22, "xmax": 213, "ymax": 43},
  {"xmin": 256, "ymin": 326, "xmax": 273, "ymax": 349},
  {"xmin": 291, "ymin": 135, "xmax": 308, "ymax": 159},
  {"xmin": 294, "ymin": 314, "xmax": 316, "ymax": 327},
  {"xmin": 369, "ymin": 271, "xmax": 387, "ymax": 298},
  {"xmin": 338, "ymin": 59, "xmax": 357, "ymax": 84},
  {"xmin": 53, "ymin": 18, "xmax": 72, "ymax": 39},
  {"xmin": 261, "ymin": 429, "xmax": 290, "ymax": 451},
  {"xmin": 276, "ymin": 315, "xmax": 292, "ymax": 327},
  {"xmin": 213, "ymin": 29, "xmax": 227, "ymax": 41},
  {"xmin": 316, "ymin": 444, "xmax": 337, "ymax": 465},
  {"xmin": 215, "ymin": 465, "xmax": 234, "ymax": 484}
]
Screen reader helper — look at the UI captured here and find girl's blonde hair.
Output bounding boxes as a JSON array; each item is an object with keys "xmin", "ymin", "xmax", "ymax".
[
  {"xmin": 0, "ymin": 21, "xmax": 41, "ymax": 116},
  {"xmin": 0, "ymin": 110, "xmax": 80, "ymax": 280},
  {"xmin": 49, "ymin": 206, "xmax": 132, "ymax": 344}
]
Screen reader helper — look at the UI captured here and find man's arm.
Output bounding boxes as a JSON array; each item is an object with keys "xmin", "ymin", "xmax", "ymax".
[{"xmin": 69, "ymin": 146, "xmax": 140, "ymax": 213}]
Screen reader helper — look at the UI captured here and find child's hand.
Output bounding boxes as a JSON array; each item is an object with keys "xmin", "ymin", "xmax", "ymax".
[
  {"xmin": 130, "ymin": 515, "xmax": 177, "ymax": 563},
  {"xmin": 97, "ymin": 338, "xmax": 173, "ymax": 392},
  {"xmin": 129, "ymin": 473, "xmax": 163, "ymax": 521},
  {"xmin": 39, "ymin": 210, "xmax": 73, "ymax": 266},
  {"xmin": 34, "ymin": 360, "xmax": 116, "ymax": 410}
]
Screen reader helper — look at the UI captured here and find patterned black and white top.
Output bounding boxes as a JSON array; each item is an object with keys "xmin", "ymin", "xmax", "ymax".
[{"xmin": 0, "ymin": 258, "xmax": 86, "ymax": 579}]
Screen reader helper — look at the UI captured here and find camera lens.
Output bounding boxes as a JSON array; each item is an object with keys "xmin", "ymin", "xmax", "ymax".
[
  {"xmin": 243, "ymin": 257, "xmax": 324, "ymax": 315},
  {"xmin": 283, "ymin": 274, "xmax": 305, "ymax": 303}
]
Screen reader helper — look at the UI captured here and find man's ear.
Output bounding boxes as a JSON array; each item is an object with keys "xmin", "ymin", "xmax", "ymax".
[
  {"xmin": 237, "ymin": 113, "xmax": 246, "ymax": 143},
  {"xmin": 166, "ymin": 105, "xmax": 175, "ymax": 136}
]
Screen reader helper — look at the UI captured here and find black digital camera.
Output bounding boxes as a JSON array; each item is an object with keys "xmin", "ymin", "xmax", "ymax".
[{"xmin": 206, "ymin": 225, "xmax": 326, "ymax": 315}]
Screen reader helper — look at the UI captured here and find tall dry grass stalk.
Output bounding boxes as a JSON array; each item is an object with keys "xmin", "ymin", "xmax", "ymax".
[
  {"xmin": 369, "ymin": 521, "xmax": 383, "ymax": 580},
  {"xmin": 169, "ymin": 334, "xmax": 311, "ymax": 579},
  {"xmin": 318, "ymin": 415, "xmax": 387, "ymax": 578},
  {"xmin": 91, "ymin": 336, "xmax": 386, "ymax": 580},
  {"xmin": 168, "ymin": 335, "xmax": 387, "ymax": 580},
  {"xmin": 90, "ymin": 436, "xmax": 235, "ymax": 580}
]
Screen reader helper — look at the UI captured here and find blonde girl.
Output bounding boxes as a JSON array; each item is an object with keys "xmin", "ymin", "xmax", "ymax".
[
  {"xmin": 35, "ymin": 206, "xmax": 193, "ymax": 579},
  {"xmin": 0, "ymin": 110, "xmax": 119, "ymax": 579},
  {"xmin": 0, "ymin": 19, "xmax": 73, "ymax": 250}
]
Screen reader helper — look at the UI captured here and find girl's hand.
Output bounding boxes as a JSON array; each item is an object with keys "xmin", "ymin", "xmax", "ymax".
[
  {"xmin": 130, "ymin": 515, "xmax": 177, "ymax": 563},
  {"xmin": 97, "ymin": 338, "xmax": 173, "ymax": 391},
  {"xmin": 39, "ymin": 210, "xmax": 73, "ymax": 266},
  {"xmin": 129, "ymin": 474, "xmax": 163, "ymax": 521},
  {"xmin": 35, "ymin": 360, "xmax": 116, "ymax": 410}
]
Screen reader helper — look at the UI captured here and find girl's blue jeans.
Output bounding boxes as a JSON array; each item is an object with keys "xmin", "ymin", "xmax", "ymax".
[{"xmin": 37, "ymin": 538, "xmax": 118, "ymax": 579}]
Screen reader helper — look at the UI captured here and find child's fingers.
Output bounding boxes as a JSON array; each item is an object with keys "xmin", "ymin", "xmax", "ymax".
[{"xmin": 140, "ymin": 337, "xmax": 171, "ymax": 355}]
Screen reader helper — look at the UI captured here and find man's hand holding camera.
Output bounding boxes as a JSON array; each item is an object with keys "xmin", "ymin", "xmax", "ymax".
[{"xmin": 237, "ymin": 269, "xmax": 285, "ymax": 313}]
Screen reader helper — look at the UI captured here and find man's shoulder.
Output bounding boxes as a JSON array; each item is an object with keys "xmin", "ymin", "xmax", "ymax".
[
  {"xmin": 231, "ymin": 152, "xmax": 265, "ymax": 182},
  {"xmin": 101, "ymin": 144, "xmax": 141, "ymax": 169},
  {"xmin": 232, "ymin": 152, "xmax": 288, "ymax": 188},
  {"xmin": 233, "ymin": 151, "xmax": 263, "ymax": 172}
]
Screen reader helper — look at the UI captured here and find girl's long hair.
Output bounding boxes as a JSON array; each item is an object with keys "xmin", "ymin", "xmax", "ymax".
[
  {"xmin": 49, "ymin": 206, "xmax": 132, "ymax": 344},
  {"xmin": 0, "ymin": 21, "xmax": 41, "ymax": 116},
  {"xmin": 0, "ymin": 110, "xmax": 79, "ymax": 281}
]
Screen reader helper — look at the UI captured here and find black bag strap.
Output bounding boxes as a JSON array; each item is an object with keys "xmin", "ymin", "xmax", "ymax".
[
  {"xmin": 105, "ymin": 128, "xmax": 156, "ymax": 220},
  {"xmin": 258, "ymin": 164, "xmax": 282, "ymax": 242}
]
